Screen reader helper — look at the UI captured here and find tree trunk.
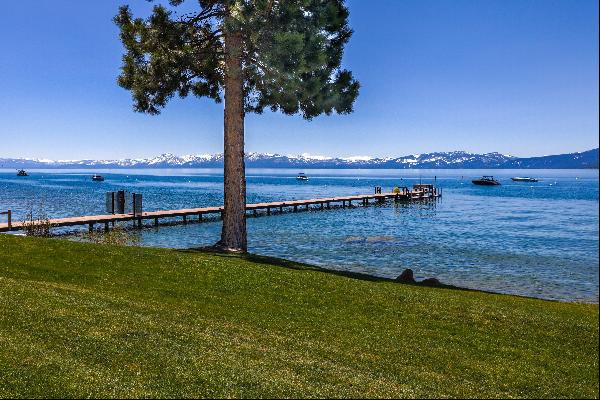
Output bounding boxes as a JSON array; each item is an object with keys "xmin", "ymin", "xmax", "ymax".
[{"xmin": 217, "ymin": 29, "xmax": 247, "ymax": 252}]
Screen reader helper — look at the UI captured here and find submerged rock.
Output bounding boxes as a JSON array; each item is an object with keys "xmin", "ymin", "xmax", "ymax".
[
  {"xmin": 344, "ymin": 236, "xmax": 365, "ymax": 243},
  {"xmin": 366, "ymin": 236, "xmax": 395, "ymax": 242},
  {"xmin": 396, "ymin": 269, "xmax": 416, "ymax": 283},
  {"xmin": 421, "ymin": 277, "xmax": 442, "ymax": 287}
]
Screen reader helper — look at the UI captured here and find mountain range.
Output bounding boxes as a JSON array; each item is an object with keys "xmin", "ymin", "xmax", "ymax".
[{"xmin": 1, "ymin": 148, "xmax": 598, "ymax": 169}]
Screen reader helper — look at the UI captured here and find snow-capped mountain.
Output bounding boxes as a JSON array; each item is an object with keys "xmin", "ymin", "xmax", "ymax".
[{"xmin": 0, "ymin": 149, "xmax": 597, "ymax": 169}]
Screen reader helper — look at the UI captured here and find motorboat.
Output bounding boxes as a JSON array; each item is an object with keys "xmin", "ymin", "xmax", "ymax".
[
  {"xmin": 472, "ymin": 176, "xmax": 500, "ymax": 186},
  {"xmin": 16, "ymin": 169, "xmax": 28, "ymax": 176},
  {"xmin": 511, "ymin": 177, "xmax": 538, "ymax": 182},
  {"xmin": 91, "ymin": 174, "xmax": 105, "ymax": 182},
  {"xmin": 296, "ymin": 173, "xmax": 309, "ymax": 181}
]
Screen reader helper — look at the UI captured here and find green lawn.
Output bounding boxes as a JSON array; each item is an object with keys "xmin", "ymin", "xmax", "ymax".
[{"xmin": 0, "ymin": 234, "xmax": 597, "ymax": 398}]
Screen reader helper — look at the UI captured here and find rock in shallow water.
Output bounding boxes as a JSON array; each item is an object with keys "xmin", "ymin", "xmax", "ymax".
[
  {"xmin": 396, "ymin": 269, "xmax": 416, "ymax": 283},
  {"xmin": 421, "ymin": 277, "xmax": 442, "ymax": 286}
]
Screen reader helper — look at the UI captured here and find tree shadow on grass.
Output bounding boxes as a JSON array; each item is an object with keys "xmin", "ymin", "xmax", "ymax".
[
  {"xmin": 177, "ymin": 246, "xmax": 477, "ymax": 294},
  {"xmin": 177, "ymin": 246, "xmax": 584, "ymax": 303}
]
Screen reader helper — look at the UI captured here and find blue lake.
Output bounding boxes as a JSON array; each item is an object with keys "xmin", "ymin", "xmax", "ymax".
[{"xmin": 1, "ymin": 168, "xmax": 598, "ymax": 303}]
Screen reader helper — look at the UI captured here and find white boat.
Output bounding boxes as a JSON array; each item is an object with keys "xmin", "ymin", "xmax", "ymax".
[
  {"xmin": 91, "ymin": 174, "xmax": 105, "ymax": 182},
  {"xmin": 511, "ymin": 177, "xmax": 538, "ymax": 182},
  {"xmin": 296, "ymin": 173, "xmax": 309, "ymax": 181}
]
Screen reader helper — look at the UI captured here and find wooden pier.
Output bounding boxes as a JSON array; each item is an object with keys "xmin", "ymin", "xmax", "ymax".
[{"xmin": 0, "ymin": 188, "xmax": 441, "ymax": 233}]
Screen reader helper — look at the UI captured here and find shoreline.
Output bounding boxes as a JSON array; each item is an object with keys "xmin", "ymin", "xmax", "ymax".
[
  {"xmin": 188, "ymin": 246, "xmax": 600, "ymax": 306},
  {"xmin": 2, "ymin": 169, "xmax": 598, "ymax": 305},
  {"xmin": 4, "ymin": 229, "xmax": 599, "ymax": 305}
]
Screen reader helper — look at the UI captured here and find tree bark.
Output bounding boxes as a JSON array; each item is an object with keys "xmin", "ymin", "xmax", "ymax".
[{"xmin": 217, "ymin": 28, "xmax": 247, "ymax": 252}]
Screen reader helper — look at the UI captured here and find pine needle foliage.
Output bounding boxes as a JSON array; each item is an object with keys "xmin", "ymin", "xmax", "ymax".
[{"xmin": 114, "ymin": 0, "xmax": 360, "ymax": 119}]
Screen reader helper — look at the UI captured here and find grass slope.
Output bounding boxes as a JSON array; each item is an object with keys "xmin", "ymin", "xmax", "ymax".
[{"xmin": 0, "ymin": 235, "xmax": 598, "ymax": 398}]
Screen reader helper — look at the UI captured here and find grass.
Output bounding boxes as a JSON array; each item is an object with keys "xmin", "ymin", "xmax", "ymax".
[{"xmin": 0, "ymin": 234, "xmax": 597, "ymax": 398}]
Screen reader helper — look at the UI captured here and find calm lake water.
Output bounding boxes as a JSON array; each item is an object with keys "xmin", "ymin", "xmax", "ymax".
[{"xmin": 1, "ymin": 168, "xmax": 598, "ymax": 303}]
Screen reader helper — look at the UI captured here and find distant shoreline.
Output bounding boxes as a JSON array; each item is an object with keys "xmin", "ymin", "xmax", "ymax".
[
  {"xmin": 1, "ymin": 148, "xmax": 598, "ymax": 170},
  {"xmin": 1, "ymin": 166, "xmax": 598, "ymax": 170}
]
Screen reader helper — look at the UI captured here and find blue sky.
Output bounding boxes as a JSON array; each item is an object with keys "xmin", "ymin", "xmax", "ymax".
[{"xmin": 0, "ymin": 0, "xmax": 598, "ymax": 159}]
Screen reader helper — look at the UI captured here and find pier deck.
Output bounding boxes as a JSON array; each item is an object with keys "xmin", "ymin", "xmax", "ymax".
[{"xmin": 0, "ymin": 190, "xmax": 440, "ymax": 233}]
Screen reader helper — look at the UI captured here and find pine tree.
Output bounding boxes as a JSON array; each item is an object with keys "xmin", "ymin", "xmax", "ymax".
[{"xmin": 115, "ymin": 0, "xmax": 359, "ymax": 252}]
